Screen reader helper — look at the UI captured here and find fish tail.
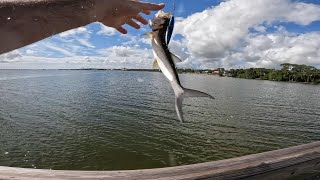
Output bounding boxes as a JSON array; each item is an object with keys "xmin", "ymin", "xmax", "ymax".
[
  {"xmin": 183, "ymin": 88, "xmax": 215, "ymax": 99},
  {"xmin": 174, "ymin": 86, "xmax": 214, "ymax": 123},
  {"xmin": 175, "ymin": 95, "xmax": 184, "ymax": 123}
]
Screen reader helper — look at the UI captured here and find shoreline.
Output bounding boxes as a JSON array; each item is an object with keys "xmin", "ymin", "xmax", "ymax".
[{"xmin": 1, "ymin": 68, "xmax": 319, "ymax": 85}]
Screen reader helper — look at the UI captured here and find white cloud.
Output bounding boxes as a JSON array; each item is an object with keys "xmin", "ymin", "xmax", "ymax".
[
  {"xmin": 59, "ymin": 27, "xmax": 88, "ymax": 37},
  {"xmin": 0, "ymin": 45, "xmax": 154, "ymax": 69},
  {"xmin": 44, "ymin": 43, "xmax": 76, "ymax": 57},
  {"xmin": 2, "ymin": 0, "xmax": 320, "ymax": 70},
  {"xmin": 4, "ymin": 50, "xmax": 22, "ymax": 60},
  {"xmin": 283, "ymin": 2, "xmax": 320, "ymax": 25},
  {"xmin": 77, "ymin": 39, "xmax": 95, "ymax": 48},
  {"xmin": 97, "ymin": 23, "xmax": 116, "ymax": 36},
  {"xmin": 111, "ymin": 46, "xmax": 136, "ymax": 57},
  {"xmin": 252, "ymin": 26, "xmax": 267, "ymax": 33},
  {"xmin": 174, "ymin": 0, "xmax": 320, "ymax": 68},
  {"xmin": 25, "ymin": 49, "xmax": 35, "ymax": 55},
  {"xmin": 91, "ymin": 46, "xmax": 153, "ymax": 69},
  {"xmin": 262, "ymin": 32, "xmax": 320, "ymax": 64},
  {"xmin": 57, "ymin": 26, "xmax": 95, "ymax": 49},
  {"xmin": 0, "ymin": 50, "xmax": 22, "ymax": 63},
  {"xmin": 99, "ymin": 45, "xmax": 152, "ymax": 59}
]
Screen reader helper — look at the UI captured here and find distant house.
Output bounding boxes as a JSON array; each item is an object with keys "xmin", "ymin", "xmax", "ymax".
[
  {"xmin": 224, "ymin": 70, "xmax": 231, "ymax": 77},
  {"xmin": 289, "ymin": 66, "xmax": 294, "ymax": 71},
  {"xmin": 212, "ymin": 70, "xmax": 220, "ymax": 75}
]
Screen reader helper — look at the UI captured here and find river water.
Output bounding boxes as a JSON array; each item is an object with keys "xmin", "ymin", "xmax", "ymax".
[{"xmin": 0, "ymin": 70, "xmax": 319, "ymax": 170}]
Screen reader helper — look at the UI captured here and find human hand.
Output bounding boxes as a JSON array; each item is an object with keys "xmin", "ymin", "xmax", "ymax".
[{"xmin": 93, "ymin": 0, "xmax": 165, "ymax": 34}]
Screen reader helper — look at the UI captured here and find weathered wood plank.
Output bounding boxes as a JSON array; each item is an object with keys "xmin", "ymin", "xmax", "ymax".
[{"xmin": 0, "ymin": 141, "xmax": 319, "ymax": 180}]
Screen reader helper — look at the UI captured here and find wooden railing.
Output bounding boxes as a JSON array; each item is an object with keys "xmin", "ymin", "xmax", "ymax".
[{"xmin": 0, "ymin": 141, "xmax": 320, "ymax": 180}]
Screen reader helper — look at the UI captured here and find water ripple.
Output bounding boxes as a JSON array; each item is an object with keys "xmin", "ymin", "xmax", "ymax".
[{"xmin": 0, "ymin": 70, "xmax": 319, "ymax": 170}]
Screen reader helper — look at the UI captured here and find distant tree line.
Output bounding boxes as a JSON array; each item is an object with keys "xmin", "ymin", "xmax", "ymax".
[
  {"xmin": 228, "ymin": 64, "xmax": 320, "ymax": 84},
  {"xmin": 70, "ymin": 63, "xmax": 319, "ymax": 84}
]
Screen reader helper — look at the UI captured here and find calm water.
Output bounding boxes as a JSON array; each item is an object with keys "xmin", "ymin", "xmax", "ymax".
[{"xmin": 0, "ymin": 70, "xmax": 319, "ymax": 170}]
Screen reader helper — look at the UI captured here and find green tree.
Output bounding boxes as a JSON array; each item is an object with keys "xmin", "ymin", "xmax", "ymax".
[
  {"xmin": 280, "ymin": 63, "xmax": 294, "ymax": 81},
  {"xmin": 218, "ymin": 68, "xmax": 225, "ymax": 76},
  {"xmin": 225, "ymin": 63, "xmax": 319, "ymax": 84}
]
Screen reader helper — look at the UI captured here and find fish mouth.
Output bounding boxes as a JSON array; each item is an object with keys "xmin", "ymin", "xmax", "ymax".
[
  {"xmin": 150, "ymin": 11, "xmax": 171, "ymax": 30},
  {"xmin": 155, "ymin": 10, "xmax": 171, "ymax": 19}
]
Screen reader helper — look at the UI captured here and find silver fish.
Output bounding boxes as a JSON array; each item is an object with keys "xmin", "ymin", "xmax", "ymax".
[{"xmin": 147, "ymin": 11, "xmax": 214, "ymax": 122}]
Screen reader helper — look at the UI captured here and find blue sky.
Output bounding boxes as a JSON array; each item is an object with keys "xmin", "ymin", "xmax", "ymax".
[{"xmin": 1, "ymin": 0, "xmax": 320, "ymax": 69}]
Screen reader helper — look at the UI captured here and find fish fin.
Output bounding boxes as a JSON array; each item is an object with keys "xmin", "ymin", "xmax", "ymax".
[
  {"xmin": 143, "ymin": 32, "xmax": 153, "ymax": 37},
  {"xmin": 171, "ymin": 53, "xmax": 182, "ymax": 64},
  {"xmin": 174, "ymin": 87, "xmax": 214, "ymax": 123},
  {"xmin": 152, "ymin": 59, "xmax": 159, "ymax": 69}
]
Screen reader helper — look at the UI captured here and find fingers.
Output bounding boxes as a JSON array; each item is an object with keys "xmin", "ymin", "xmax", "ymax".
[
  {"xmin": 116, "ymin": 26, "xmax": 128, "ymax": 34},
  {"xmin": 136, "ymin": 2, "xmax": 165, "ymax": 11},
  {"xmin": 129, "ymin": 1, "xmax": 165, "ymax": 12},
  {"xmin": 133, "ymin": 14, "xmax": 148, "ymax": 25},
  {"xmin": 126, "ymin": 19, "xmax": 140, "ymax": 29},
  {"xmin": 142, "ymin": 10, "xmax": 151, "ymax": 15},
  {"xmin": 100, "ymin": 1, "xmax": 165, "ymax": 35}
]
